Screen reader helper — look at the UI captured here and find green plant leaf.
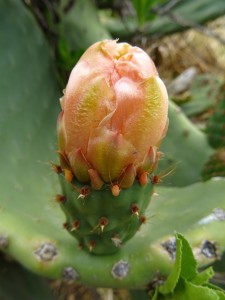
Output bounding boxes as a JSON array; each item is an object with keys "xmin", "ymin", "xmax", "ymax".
[
  {"xmin": 192, "ymin": 267, "xmax": 214, "ymax": 285},
  {"xmin": 205, "ymin": 283, "xmax": 225, "ymax": 299},
  {"xmin": 178, "ymin": 233, "xmax": 197, "ymax": 280},
  {"xmin": 131, "ymin": 0, "xmax": 160, "ymax": 26},
  {"xmin": 158, "ymin": 233, "xmax": 196, "ymax": 295},
  {"xmin": 154, "ymin": 234, "xmax": 225, "ymax": 300},
  {"xmin": 165, "ymin": 278, "xmax": 221, "ymax": 300},
  {"xmin": 158, "ymin": 235, "xmax": 182, "ymax": 294}
]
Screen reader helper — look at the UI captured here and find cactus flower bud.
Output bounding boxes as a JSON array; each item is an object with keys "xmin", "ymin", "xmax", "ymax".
[{"xmin": 57, "ymin": 40, "xmax": 168, "ymax": 193}]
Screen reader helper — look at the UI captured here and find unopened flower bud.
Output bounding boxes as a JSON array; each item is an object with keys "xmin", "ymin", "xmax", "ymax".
[{"xmin": 57, "ymin": 40, "xmax": 168, "ymax": 190}]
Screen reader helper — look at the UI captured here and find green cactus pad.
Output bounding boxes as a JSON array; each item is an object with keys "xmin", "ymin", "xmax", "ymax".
[
  {"xmin": 2, "ymin": 176, "xmax": 225, "ymax": 289},
  {"xmin": 59, "ymin": 175, "xmax": 154, "ymax": 254},
  {"xmin": 201, "ymin": 148, "xmax": 225, "ymax": 181},
  {"xmin": 2, "ymin": 0, "xmax": 225, "ymax": 291},
  {"xmin": 206, "ymin": 83, "xmax": 225, "ymax": 149},
  {"xmin": 158, "ymin": 101, "xmax": 213, "ymax": 187}
]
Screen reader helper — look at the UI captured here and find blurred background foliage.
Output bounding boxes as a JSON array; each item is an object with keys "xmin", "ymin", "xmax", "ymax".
[
  {"xmin": 1, "ymin": 0, "xmax": 225, "ymax": 299},
  {"xmin": 23, "ymin": 0, "xmax": 225, "ymax": 86}
]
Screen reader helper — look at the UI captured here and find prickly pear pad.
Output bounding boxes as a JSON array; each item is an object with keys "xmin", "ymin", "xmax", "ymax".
[{"xmin": 59, "ymin": 175, "xmax": 154, "ymax": 254}]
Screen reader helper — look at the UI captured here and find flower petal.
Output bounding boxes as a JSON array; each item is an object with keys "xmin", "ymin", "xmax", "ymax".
[
  {"xmin": 63, "ymin": 74, "xmax": 115, "ymax": 153},
  {"xmin": 88, "ymin": 169, "xmax": 104, "ymax": 190},
  {"xmin": 68, "ymin": 148, "xmax": 90, "ymax": 183},
  {"xmin": 57, "ymin": 111, "xmax": 67, "ymax": 151},
  {"xmin": 87, "ymin": 128, "xmax": 137, "ymax": 182},
  {"xmin": 122, "ymin": 76, "xmax": 168, "ymax": 157}
]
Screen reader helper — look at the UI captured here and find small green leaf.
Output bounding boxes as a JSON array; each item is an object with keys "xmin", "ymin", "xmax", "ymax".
[
  {"xmin": 192, "ymin": 267, "xmax": 214, "ymax": 285},
  {"xmin": 205, "ymin": 283, "xmax": 225, "ymax": 299},
  {"xmin": 159, "ymin": 233, "xmax": 197, "ymax": 295},
  {"xmin": 153, "ymin": 234, "xmax": 225, "ymax": 300},
  {"xmin": 177, "ymin": 233, "xmax": 197, "ymax": 280},
  {"xmin": 152, "ymin": 289, "xmax": 158, "ymax": 300},
  {"xmin": 159, "ymin": 235, "xmax": 182, "ymax": 294},
  {"xmin": 155, "ymin": 278, "xmax": 221, "ymax": 300},
  {"xmin": 215, "ymin": 290, "xmax": 225, "ymax": 300},
  {"xmin": 172, "ymin": 278, "xmax": 220, "ymax": 300}
]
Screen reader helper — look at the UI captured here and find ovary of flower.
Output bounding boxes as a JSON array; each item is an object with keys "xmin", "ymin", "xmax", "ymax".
[{"xmin": 57, "ymin": 40, "xmax": 168, "ymax": 193}]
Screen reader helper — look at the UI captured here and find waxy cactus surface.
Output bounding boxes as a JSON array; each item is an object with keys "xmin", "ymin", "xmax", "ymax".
[
  {"xmin": 59, "ymin": 176, "xmax": 154, "ymax": 254},
  {"xmin": 2, "ymin": 1, "xmax": 225, "ymax": 297},
  {"xmin": 56, "ymin": 40, "xmax": 168, "ymax": 254}
]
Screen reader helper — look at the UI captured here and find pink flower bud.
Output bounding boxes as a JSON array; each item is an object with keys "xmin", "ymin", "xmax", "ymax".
[{"xmin": 57, "ymin": 40, "xmax": 168, "ymax": 190}]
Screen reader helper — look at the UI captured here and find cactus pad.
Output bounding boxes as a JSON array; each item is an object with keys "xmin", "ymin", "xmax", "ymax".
[
  {"xmin": 201, "ymin": 148, "xmax": 225, "ymax": 181},
  {"xmin": 206, "ymin": 83, "xmax": 225, "ymax": 149},
  {"xmin": 158, "ymin": 101, "xmax": 213, "ymax": 186},
  {"xmin": 2, "ymin": 0, "xmax": 225, "ymax": 292}
]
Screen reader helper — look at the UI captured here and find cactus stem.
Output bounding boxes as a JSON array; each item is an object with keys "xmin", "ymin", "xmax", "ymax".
[
  {"xmin": 55, "ymin": 194, "xmax": 66, "ymax": 204},
  {"xmin": 130, "ymin": 203, "xmax": 139, "ymax": 217},
  {"xmin": 58, "ymin": 172, "xmax": 154, "ymax": 254},
  {"xmin": 71, "ymin": 220, "xmax": 80, "ymax": 231}
]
